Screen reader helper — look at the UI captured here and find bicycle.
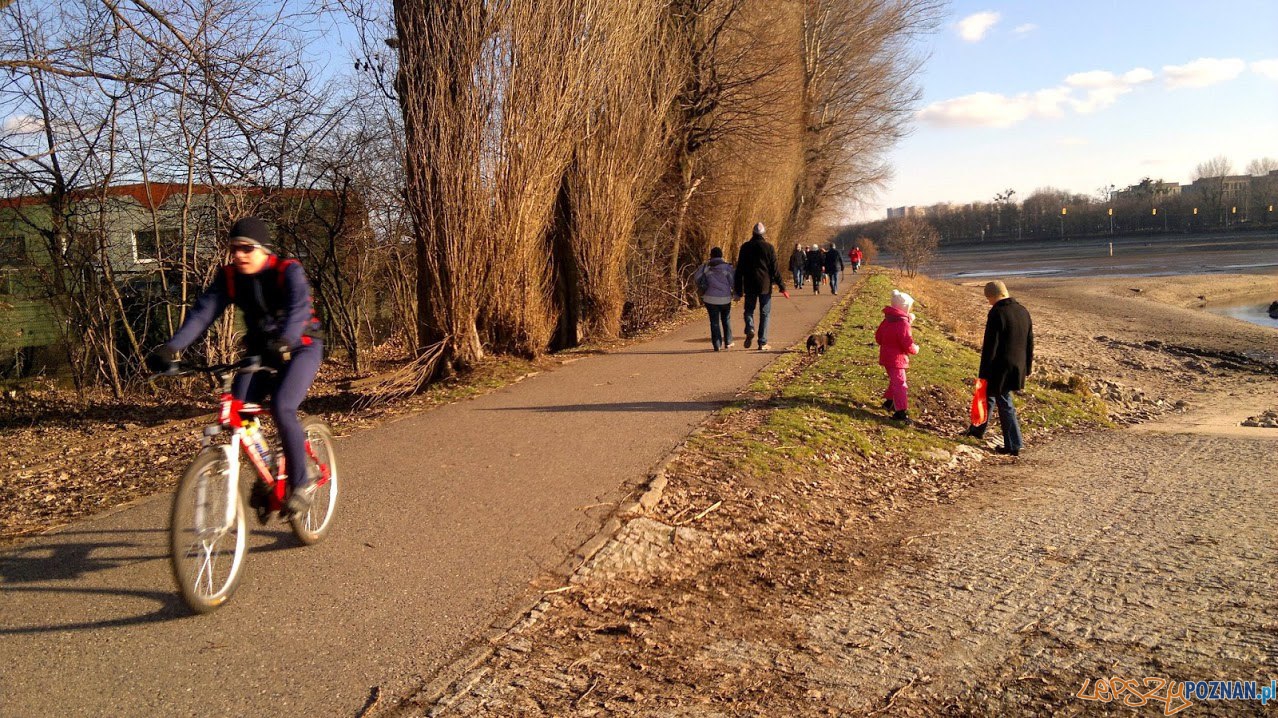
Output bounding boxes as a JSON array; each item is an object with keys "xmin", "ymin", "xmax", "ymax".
[{"xmin": 154, "ymin": 356, "xmax": 339, "ymax": 613}]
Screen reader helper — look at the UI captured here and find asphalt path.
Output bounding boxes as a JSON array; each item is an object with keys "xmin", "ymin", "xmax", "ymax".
[{"xmin": 0, "ymin": 283, "xmax": 839, "ymax": 716}]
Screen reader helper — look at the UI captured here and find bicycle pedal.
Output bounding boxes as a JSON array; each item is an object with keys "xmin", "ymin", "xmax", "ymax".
[{"xmin": 254, "ymin": 504, "xmax": 271, "ymax": 525}]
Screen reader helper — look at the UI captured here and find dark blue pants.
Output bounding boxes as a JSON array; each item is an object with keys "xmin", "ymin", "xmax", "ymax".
[
  {"xmin": 743, "ymin": 293, "xmax": 772, "ymax": 345},
  {"xmin": 792, "ymin": 268, "xmax": 804, "ymax": 287},
  {"xmin": 234, "ymin": 341, "xmax": 323, "ymax": 488},
  {"xmin": 705, "ymin": 302, "xmax": 732, "ymax": 349},
  {"xmin": 987, "ymin": 390, "xmax": 1023, "ymax": 452},
  {"xmin": 828, "ymin": 270, "xmax": 840, "ymax": 294}
]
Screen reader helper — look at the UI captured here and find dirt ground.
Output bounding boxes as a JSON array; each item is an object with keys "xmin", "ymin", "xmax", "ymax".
[{"xmin": 416, "ymin": 272, "xmax": 1278, "ymax": 717}]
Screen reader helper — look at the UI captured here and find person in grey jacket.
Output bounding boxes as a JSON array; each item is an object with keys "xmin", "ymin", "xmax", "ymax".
[{"xmin": 693, "ymin": 247, "xmax": 736, "ymax": 351}]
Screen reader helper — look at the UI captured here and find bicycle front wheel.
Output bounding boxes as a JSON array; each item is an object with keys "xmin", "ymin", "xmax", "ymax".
[
  {"xmin": 289, "ymin": 417, "xmax": 338, "ymax": 545},
  {"xmin": 170, "ymin": 449, "xmax": 248, "ymax": 614}
]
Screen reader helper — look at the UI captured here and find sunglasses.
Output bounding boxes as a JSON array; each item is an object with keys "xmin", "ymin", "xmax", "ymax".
[{"xmin": 229, "ymin": 244, "xmax": 260, "ymax": 255}]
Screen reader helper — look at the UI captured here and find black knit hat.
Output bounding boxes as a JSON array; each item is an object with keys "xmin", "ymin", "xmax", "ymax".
[{"xmin": 227, "ymin": 216, "xmax": 273, "ymax": 253}]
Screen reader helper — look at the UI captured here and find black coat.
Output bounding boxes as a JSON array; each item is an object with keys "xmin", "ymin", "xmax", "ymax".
[
  {"xmin": 805, "ymin": 249, "xmax": 824, "ymax": 275},
  {"xmin": 734, "ymin": 233, "xmax": 786, "ymax": 296},
  {"xmin": 789, "ymin": 248, "xmax": 806, "ymax": 272},
  {"xmin": 824, "ymin": 249, "xmax": 844, "ymax": 275},
  {"xmin": 979, "ymin": 297, "xmax": 1034, "ymax": 395}
]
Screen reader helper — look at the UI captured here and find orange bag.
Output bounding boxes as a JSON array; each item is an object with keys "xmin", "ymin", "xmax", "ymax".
[{"xmin": 970, "ymin": 379, "xmax": 988, "ymax": 426}]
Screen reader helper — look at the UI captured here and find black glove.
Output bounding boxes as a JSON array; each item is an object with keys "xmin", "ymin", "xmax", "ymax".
[
  {"xmin": 268, "ymin": 339, "xmax": 293, "ymax": 364},
  {"xmin": 146, "ymin": 345, "xmax": 179, "ymax": 374}
]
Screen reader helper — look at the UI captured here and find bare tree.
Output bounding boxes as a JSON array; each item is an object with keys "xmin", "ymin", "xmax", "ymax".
[{"xmin": 885, "ymin": 215, "xmax": 937, "ymax": 278}]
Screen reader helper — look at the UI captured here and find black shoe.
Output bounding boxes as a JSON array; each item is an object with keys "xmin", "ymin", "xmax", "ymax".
[
  {"xmin": 995, "ymin": 446, "xmax": 1020, "ymax": 457},
  {"xmin": 882, "ymin": 399, "xmax": 894, "ymax": 410},
  {"xmin": 891, "ymin": 410, "xmax": 909, "ymax": 423},
  {"xmin": 285, "ymin": 481, "xmax": 316, "ymax": 516},
  {"xmin": 744, "ymin": 332, "xmax": 754, "ymax": 349},
  {"xmin": 965, "ymin": 424, "xmax": 987, "ymax": 439}
]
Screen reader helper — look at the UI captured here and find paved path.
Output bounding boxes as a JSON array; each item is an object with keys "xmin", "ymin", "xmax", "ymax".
[{"xmin": 0, "ymin": 286, "xmax": 838, "ymax": 716}]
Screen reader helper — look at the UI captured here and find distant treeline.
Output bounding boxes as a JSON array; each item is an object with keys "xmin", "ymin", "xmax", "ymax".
[{"xmin": 839, "ymin": 163, "xmax": 1278, "ymax": 247}]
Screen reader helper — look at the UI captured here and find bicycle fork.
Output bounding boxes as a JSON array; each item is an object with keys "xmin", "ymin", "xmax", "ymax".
[{"xmin": 195, "ymin": 441, "xmax": 241, "ymax": 536}]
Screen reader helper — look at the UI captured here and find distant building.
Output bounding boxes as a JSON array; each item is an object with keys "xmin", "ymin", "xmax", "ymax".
[
  {"xmin": 0, "ymin": 182, "xmax": 353, "ymax": 370},
  {"xmin": 886, "ymin": 206, "xmax": 926, "ymax": 219}
]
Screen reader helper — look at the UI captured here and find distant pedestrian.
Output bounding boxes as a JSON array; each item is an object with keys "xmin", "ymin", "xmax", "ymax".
[
  {"xmin": 789, "ymin": 243, "xmax": 807, "ymax": 288},
  {"xmin": 823, "ymin": 242, "xmax": 844, "ymax": 295},
  {"xmin": 972, "ymin": 280, "xmax": 1034, "ymax": 456},
  {"xmin": 805, "ymin": 244, "xmax": 824, "ymax": 294},
  {"xmin": 875, "ymin": 290, "xmax": 919, "ymax": 423},
  {"xmin": 733, "ymin": 222, "xmax": 788, "ymax": 351},
  {"xmin": 849, "ymin": 246, "xmax": 863, "ymax": 273},
  {"xmin": 693, "ymin": 247, "xmax": 735, "ymax": 351}
]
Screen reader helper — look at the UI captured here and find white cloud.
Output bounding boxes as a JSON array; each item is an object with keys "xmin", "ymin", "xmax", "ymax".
[
  {"xmin": 920, "ymin": 65, "xmax": 1153, "ymax": 128},
  {"xmin": 957, "ymin": 11, "xmax": 1000, "ymax": 42},
  {"xmin": 917, "ymin": 90, "xmax": 1063, "ymax": 128},
  {"xmin": 1162, "ymin": 58, "xmax": 1246, "ymax": 89},
  {"xmin": 1013, "ymin": 23, "xmax": 1037, "ymax": 35},
  {"xmin": 1252, "ymin": 59, "xmax": 1278, "ymax": 80},
  {"xmin": 1, "ymin": 114, "xmax": 43, "ymax": 134},
  {"xmin": 1062, "ymin": 67, "xmax": 1153, "ymax": 113}
]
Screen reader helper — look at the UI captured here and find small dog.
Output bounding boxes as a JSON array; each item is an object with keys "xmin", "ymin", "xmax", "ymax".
[{"xmin": 806, "ymin": 332, "xmax": 836, "ymax": 355}]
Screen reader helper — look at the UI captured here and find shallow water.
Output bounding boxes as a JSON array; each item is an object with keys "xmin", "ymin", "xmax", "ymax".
[
  {"xmin": 928, "ymin": 231, "xmax": 1278, "ymax": 280},
  {"xmin": 1207, "ymin": 302, "xmax": 1278, "ymax": 330}
]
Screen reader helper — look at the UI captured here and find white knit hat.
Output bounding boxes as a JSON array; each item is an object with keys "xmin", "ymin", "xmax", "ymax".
[
  {"xmin": 753, "ymin": 222, "xmax": 766, "ymax": 235},
  {"xmin": 890, "ymin": 290, "xmax": 914, "ymax": 310}
]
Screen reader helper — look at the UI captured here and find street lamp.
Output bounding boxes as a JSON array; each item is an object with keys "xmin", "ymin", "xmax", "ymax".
[
  {"xmin": 1108, "ymin": 207, "xmax": 1114, "ymax": 235},
  {"xmin": 1060, "ymin": 207, "xmax": 1066, "ymax": 239}
]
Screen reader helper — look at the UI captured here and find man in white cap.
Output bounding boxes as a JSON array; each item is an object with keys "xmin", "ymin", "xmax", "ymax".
[{"xmin": 733, "ymin": 222, "xmax": 787, "ymax": 351}]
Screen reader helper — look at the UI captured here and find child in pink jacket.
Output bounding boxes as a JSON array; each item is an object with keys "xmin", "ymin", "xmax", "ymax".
[{"xmin": 875, "ymin": 290, "xmax": 919, "ymax": 422}]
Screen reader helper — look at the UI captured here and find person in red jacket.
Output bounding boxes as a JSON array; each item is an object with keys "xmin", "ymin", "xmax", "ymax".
[
  {"xmin": 849, "ymin": 246, "xmax": 864, "ymax": 273},
  {"xmin": 874, "ymin": 289, "xmax": 919, "ymax": 422}
]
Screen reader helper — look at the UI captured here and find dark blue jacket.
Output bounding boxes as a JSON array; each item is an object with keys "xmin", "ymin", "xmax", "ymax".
[{"xmin": 166, "ymin": 256, "xmax": 322, "ymax": 356}]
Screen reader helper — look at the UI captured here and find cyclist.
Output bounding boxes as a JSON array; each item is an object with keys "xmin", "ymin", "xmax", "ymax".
[{"xmin": 148, "ymin": 217, "xmax": 324, "ymax": 515}]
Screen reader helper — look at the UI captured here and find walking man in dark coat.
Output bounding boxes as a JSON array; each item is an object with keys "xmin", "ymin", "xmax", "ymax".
[
  {"xmin": 733, "ymin": 222, "xmax": 787, "ymax": 351},
  {"xmin": 976, "ymin": 280, "xmax": 1033, "ymax": 456}
]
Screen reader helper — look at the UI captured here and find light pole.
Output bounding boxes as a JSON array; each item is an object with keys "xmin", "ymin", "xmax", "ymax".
[
  {"xmin": 1108, "ymin": 207, "xmax": 1114, "ymax": 234},
  {"xmin": 1060, "ymin": 207, "xmax": 1066, "ymax": 239}
]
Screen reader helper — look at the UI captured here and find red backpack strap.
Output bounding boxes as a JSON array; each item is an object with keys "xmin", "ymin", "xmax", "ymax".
[{"xmin": 223, "ymin": 265, "xmax": 236, "ymax": 300}]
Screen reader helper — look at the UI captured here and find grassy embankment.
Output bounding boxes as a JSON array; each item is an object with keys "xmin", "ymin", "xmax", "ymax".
[{"xmin": 691, "ymin": 269, "xmax": 1107, "ymax": 477}]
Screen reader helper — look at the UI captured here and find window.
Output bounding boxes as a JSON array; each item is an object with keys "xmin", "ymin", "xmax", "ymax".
[
  {"xmin": 0, "ymin": 235, "xmax": 26, "ymax": 266},
  {"xmin": 135, "ymin": 228, "xmax": 183, "ymax": 263}
]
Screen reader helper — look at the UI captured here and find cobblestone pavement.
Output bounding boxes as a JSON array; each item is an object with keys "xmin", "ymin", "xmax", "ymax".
[{"xmin": 800, "ymin": 420, "xmax": 1278, "ymax": 716}]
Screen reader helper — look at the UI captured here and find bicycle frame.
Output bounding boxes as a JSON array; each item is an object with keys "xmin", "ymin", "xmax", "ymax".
[{"xmin": 195, "ymin": 361, "xmax": 331, "ymax": 518}]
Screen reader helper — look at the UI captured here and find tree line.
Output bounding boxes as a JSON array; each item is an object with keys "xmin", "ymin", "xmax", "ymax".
[
  {"xmin": 841, "ymin": 155, "xmax": 1278, "ymax": 249},
  {"xmin": 0, "ymin": 0, "xmax": 942, "ymax": 393}
]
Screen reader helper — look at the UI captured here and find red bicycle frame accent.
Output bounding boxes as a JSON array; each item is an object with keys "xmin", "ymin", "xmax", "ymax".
[{"xmin": 216, "ymin": 393, "xmax": 331, "ymax": 513}]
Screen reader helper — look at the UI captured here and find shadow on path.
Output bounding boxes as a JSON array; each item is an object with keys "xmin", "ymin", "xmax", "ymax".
[{"xmin": 0, "ymin": 526, "xmax": 302, "ymax": 634}]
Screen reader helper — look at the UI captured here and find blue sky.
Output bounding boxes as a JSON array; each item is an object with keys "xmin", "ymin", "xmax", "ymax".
[{"xmin": 855, "ymin": 0, "xmax": 1278, "ymax": 220}]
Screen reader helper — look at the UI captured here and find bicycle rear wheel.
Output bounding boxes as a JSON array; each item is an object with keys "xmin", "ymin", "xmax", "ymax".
[
  {"xmin": 289, "ymin": 417, "xmax": 338, "ymax": 545},
  {"xmin": 170, "ymin": 449, "xmax": 248, "ymax": 614}
]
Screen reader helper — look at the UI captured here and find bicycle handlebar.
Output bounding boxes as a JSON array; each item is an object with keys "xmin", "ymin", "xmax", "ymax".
[{"xmin": 147, "ymin": 356, "xmax": 277, "ymax": 383}]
